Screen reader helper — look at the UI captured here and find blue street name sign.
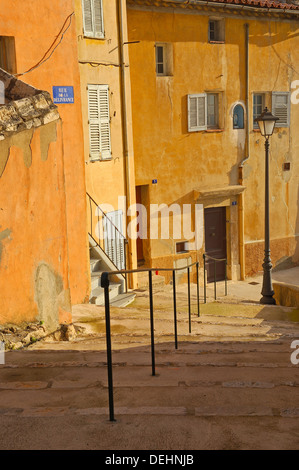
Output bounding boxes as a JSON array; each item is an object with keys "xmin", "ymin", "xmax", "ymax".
[{"xmin": 53, "ymin": 86, "xmax": 74, "ymax": 104}]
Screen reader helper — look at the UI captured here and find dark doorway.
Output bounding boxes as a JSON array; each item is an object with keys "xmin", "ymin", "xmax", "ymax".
[{"xmin": 204, "ymin": 207, "xmax": 227, "ymax": 282}]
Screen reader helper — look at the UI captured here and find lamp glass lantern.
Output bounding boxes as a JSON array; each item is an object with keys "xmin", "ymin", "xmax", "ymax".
[{"xmin": 254, "ymin": 107, "xmax": 279, "ymax": 138}]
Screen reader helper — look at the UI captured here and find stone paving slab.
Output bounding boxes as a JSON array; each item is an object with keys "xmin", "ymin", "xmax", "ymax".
[{"xmin": 1, "ymin": 275, "xmax": 299, "ymax": 449}]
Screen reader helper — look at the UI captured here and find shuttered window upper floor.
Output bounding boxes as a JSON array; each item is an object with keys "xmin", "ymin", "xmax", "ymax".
[{"xmin": 82, "ymin": 0, "xmax": 104, "ymax": 39}]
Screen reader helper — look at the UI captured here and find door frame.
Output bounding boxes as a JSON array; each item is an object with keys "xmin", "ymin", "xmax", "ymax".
[{"xmin": 204, "ymin": 206, "xmax": 228, "ymax": 282}]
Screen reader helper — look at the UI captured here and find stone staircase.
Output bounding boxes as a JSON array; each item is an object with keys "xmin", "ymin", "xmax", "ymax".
[
  {"xmin": 89, "ymin": 236, "xmax": 136, "ymax": 308},
  {"xmin": 136, "ymin": 270, "xmax": 166, "ymax": 290}
]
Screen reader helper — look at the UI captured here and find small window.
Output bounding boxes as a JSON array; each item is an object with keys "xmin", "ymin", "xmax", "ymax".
[
  {"xmin": 82, "ymin": 0, "xmax": 104, "ymax": 39},
  {"xmin": 0, "ymin": 36, "xmax": 16, "ymax": 74},
  {"xmin": 253, "ymin": 93, "xmax": 265, "ymax": 128},
  {"xmin": 156, "ymin": 45, "xmax": 164, "ymax": 75},
  {"xmin": 155, "ymin": 43, "xmax": 173, "ymax": 76},
  {"xmin": 209, "ymin": 19, "xmax": 225, "ymax": 43},
  {"xmin": 272, "ymin": 92, "xmax": 290, "ymax": 127},
  {"xmin": 283, "ymin": 162, "xmax": 291, "ymax": 171},
  {"xmin": 233, "ymin": 104, "xmax": 244, "ymax": 129},
  {"xmin": 176, "ymin": 241, "xmax": 189, "ymax": 254}
]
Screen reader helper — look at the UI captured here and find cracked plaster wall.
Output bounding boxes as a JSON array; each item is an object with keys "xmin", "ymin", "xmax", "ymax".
[{"xmin": 0, "ymin": 116, "xmax": 72, "ymax": 328}]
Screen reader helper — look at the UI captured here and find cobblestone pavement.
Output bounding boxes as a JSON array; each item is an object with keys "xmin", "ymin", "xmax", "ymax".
[{"xmin": 1, "ymin": 277, "xmax": 299, "ymax": 450}]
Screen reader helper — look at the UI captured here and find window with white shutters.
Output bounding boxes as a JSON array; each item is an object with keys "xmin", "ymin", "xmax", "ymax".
[
  {"xmin": 82, "ymin": 0, "xmax": 104, "ymax": 39},
  {"xmin": 188, "ymin": 93, "xmax": 220, "ymax": 132},
  {"xmin": 88, "ymin": 84, "xmax": 111, "ymax": 161},
  {"xmin": 188, "ymin": 94, "xmax": 207, "ymax": 132},
  {"xmin": 272, "ymin": 92, "xmax": 290, "ymax": 127}
]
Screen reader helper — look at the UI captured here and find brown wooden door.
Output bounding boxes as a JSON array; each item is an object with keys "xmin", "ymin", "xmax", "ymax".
[{"xmin": 204, "ymin": 207, "xmax": 227, "ymax": 282}]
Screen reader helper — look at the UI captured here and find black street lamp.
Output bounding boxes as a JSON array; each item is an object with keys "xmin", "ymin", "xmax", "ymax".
[{"xmin": 255, "ymin": 107, "xmax": 279, "ymax": 305}]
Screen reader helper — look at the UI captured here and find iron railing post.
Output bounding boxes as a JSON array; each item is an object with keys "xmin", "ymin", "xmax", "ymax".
[
  {"xmin": 124, "ymin": 239, "xmax": 128, "ymax": 293},
  {"xmin": 214, "ymin": 259, "xmax": 217, "ymax": 300},
  {"xmin": 101, "ymin": 272, "xmax": 115, "ymax": 422},
  {"xmin": 148, "ymin": 270, "xmax": 156, "ymax": 376},
  {"xmin": 203, "ymin": 254, "xmax": 207, "ymax": 304},
  {"xmin": 225, "ymin": 260, "xmax": 228, "ymax": 297},
  {"xmin": 187, "ymin": 267, "xmax": 191, "ymax": 334},
  {"xmin": 172, "ymin": 270, "xmax": 178, "ymax": 350},
  {"xmin": 196, "ymin": 262, "xmax": 200, "ymax": 317}
]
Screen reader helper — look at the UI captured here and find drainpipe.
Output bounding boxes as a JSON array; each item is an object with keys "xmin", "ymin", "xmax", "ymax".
[
  {"xmin": 117, "ymin": 0, "xmax": 134, "ymax": 284},
  {"xmin": 239, "ymin": 23, "xmax": 250, "ymax": 280}
]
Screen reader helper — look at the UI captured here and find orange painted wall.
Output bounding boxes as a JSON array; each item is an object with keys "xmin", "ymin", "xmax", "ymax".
[
  {"xmin": 0, "ymin": 121, "xmax": 72, "ymax": 326},
  {"xmin": 0, "ymin": 0, "xmax": 90, "ymax": 305}
]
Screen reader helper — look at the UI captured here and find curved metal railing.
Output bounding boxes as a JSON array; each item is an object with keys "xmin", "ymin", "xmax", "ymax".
[
  {"xmin": 101, "ymin": 257, "xmax": 229, "ymax": 422},
  {"xmin": 203, "ymin": 253, "xmax": 228, "ymax": 302}
]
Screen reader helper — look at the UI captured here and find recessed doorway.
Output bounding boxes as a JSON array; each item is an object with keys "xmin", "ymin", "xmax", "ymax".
[{"xmin": 204, "ymin": 206, "xmax": 227, "ymax": 282}]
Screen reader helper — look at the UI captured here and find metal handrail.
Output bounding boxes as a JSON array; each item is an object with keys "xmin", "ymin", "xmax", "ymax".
[
  {"xmin": 101, "ymin": 261, "xmax": 201, "ymax": 422},
  {"xmin": 203, "ymin": 253, "xmax": 228, "ymax": 302},
  {"xmin": 87, "ymin": 192, "xmax": 127, "ymax": 241},
  {"xmin": 87, "ymin": 193, "xmax": 128, "ymax": 290}
]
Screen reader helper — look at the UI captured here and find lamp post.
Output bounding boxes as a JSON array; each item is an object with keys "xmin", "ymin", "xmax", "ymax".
[{"xmin": 254, "ymin": 107, "xmax": 279, "ymax": 305}]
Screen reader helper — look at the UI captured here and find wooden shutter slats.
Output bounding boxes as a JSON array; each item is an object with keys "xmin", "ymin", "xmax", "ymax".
[
  {"xmin": 88, "ymin": 85, "xmax": 111, "ymax": 161},
  {"xmin": 82, "ymin": 0, "xmax": 104, "ymax": 38}
]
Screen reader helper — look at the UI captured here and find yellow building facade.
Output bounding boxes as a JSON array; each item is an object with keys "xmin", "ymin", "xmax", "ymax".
[
  {"xmin": 74, "ymin": 0, "xmax": 137, "ymax": 292},
  {"xmin": 126, "ymin": 0, "xmax": 299, "ymax": 282}
]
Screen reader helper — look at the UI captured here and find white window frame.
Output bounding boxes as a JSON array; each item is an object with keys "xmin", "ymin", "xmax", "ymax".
[
  {"xmin": 272, "ymin": 91, "xmax": 290, "ymax": 128},
  {"xmin": 87, "ymin": 84, "xmax": 111, "ymax": 161},
  {"xmin": 188, "ymin": 94, "xmax": 207, "ymax": 132},
  {"xmin": 188, "ymin": 93, "xmax": 220, "ymax": 132},
  {"xmin": 82, "ymin": 0, "xmax": 104, "ymax": 39}
]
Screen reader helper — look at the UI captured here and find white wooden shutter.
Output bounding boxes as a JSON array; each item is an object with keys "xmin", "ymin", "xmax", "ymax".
[
  {"xmin": 188, "ymin": 94, "xmax": 207, "ymax": 132},
  {"xmin": 272, "ymin": 92, "xmax": 290, "ymax": 127},
  {"xmin": 94, "ymin": 0, "xmax": 104, "ymax": 37},
  {"xmin": 82, "ymin": 0, "xmax": 104, "ymax": 38},
  {"xmin": 88, "ymin": 84, "xmax": 111, "ymax": 161},
  {"xmin": 103, "ymin": 210, "xmax": 125, "ymax": 270},
  {"xmin": 98, "ymin": 85, "xmax": 111, "ymax": 159},
  {"xmin": 82, "ymin": 0, "xmax": 93, "ymax": 36}
]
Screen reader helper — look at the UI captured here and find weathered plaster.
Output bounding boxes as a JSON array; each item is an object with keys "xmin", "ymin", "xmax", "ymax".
[
  {"xmin": 0, "ymin": 228, "xmax": 12, "ymax": 264},
  {"xmin": 0, "ymin": 129, "xmax": 34, "ymax": 177},
  {"xmin": 39, "ymin": 121, "xmax": 58, "ymax": 162},
  {"xmin": 34, "ymin": 263, "xmax": 71, "ymax": 332},
  {"xmin": 0, "ymin": 121, "xmax": 58, "ymax": 179}
]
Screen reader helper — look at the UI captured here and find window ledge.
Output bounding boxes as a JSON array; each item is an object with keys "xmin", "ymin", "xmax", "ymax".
[
  {"xmin": 83, "ymin": 34, "xmax": 105, "ymax": 41},
  {"xmin": 209, "ymin": 40, "xmax": 225, "ymax": 44},
  {"xmin": 205, "ymin": 128, "xmax": 224, "ymax": 133},
  {"xmin": 90, "ymin": 157, "xmax": 112, "ymax": 163}
]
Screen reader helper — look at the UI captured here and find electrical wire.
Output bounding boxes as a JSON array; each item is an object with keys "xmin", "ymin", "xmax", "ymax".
[{"xmin": 14, "ymin": 12, "xmax": 75, "ymax": 78}]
